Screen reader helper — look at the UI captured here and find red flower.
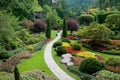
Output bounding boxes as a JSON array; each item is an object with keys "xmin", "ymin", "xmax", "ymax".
[{"xmin": 45, "ymin": 38, "xmax": 52, "ymax": 42}]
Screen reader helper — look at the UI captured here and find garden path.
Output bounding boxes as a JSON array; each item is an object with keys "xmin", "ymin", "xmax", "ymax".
[{"xmin": 44, "ymin": 31, "xmax": 75, "ymax": 80}]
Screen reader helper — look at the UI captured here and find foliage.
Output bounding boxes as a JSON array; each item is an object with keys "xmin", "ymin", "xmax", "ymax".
[
  {"xmin": 14, "ymin": 66, "xmax": 20, "ymax": 80},
  {"xmin": 53, "ymin": 25, "xmax": 62, "ymax": 30},
  {"xmin": 68, "ymin": 65, "xmax": 96, "ymax": 80},
  {"xmin": 97, "ymin": 12, "xmax": 111, "ymax": 24},
  {"xmin": 67, "ymin": 18, "xmax": 79, "ymax": 33},
  {"xmin": 0, "ymin": 11, "xmax": 15, "ymax": 40},
  {"xmin": 32, "ymin": 19, "xmax": 47, "ymax": 33},
  {"xmin": 55, "ymin": 46, "xmax": 66, "ymax": 56},
  {"xmin": 78, "ymin": 23, "xmax": 114, "ymax": 40},
  {"xmin": 23, "ymin": 19, "xmax": 34, "ymax": 29},
  {"xmin": 62, "ymin": 19, "xmax": 67, "ymax": 37},
  {"xmin": 80, "ymin": 14, "xmax": 94, "ymax": 25},
  {"xmin": 105, "ymin": 14, "xmax": 120, "ymax": 32},
  {"xmin": 96, "ymin": 70, "xmax": 120, "ymax": 80},
  {"xmin": 53, "ymin": 41, "xmax": 62, "ymax": 48},
  {"xmin": 105, "ymin": 57, "xmax": 120, "ymax": 66},
  {"xmin": 43, "ymin": 5, "xmax": 62, "ymax": 27},
  {"xmin": 72, "ymin": 44, "xmax": 81, "ymax": 50},
  {"xmin": 38, "ymin": 0, "xmax": 52, "ymax": 6},
  {"xmin": 46, "ymin": 19, "xmax": 51, "ymax": 38},
  {"xmin": 79, "ymin": 58, "xmax": 104, "ymax": 74},
  {"xmin": 61, "ymin": 38, "xmax": 71, "ymax": 43},
  {"xmin": 102, "ymin": 49, "xmax": 120, "ymax": 55},
  {"xmin": 0, "ymin": 50, "xmax": 13, "ymax": 59},
  {"xmin": 27, "ymin": 46, "xmax": 34, "ymax": 51}
]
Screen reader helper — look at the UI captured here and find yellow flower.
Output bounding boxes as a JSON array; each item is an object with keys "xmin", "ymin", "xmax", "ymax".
[
  {"xmin": 62, "ymin": 42, "xmax": 70, "ymax": 47},
  {"xmin": 76, "ymin": 51, "xmax": 96, "ymax": 58}
]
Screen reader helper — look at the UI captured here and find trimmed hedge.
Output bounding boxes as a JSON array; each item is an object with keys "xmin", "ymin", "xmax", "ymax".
[
  {"xmin": 53, "ymin": 41, "xmax": 62, "ymax": 48},
  {"xmin": 72, "ymin": 44, "xmax": 81, "ymax": 50},
  {"xmin": 55, "ymin": 46, "xmax": 66, "ymax": 56},
  {"xmin": 61, "ymin": 38, "xmax": 71, "ymax": 43},
  {"xmin": 102, "ymin": 49, "xmax": 120, "ymax": 55}
]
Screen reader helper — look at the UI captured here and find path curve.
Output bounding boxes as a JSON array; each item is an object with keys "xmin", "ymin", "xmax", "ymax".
[{"xmin": 44, "ymin": 31, "xmax": 75, "ymax": 80}]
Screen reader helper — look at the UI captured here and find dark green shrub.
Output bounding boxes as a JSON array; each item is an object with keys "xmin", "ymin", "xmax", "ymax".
[
  {"xmin": 56, "ymin": 46, "xmax": 66, "ymax": 56},
  {"xmin": 0, "ymin": 50, "xmax": 13, "ymax": 59},
  {"xmin": 10, "ymin": 42, "xmax": 18, "ymax": 49},
  {"xmin": 62, "ymin": 18, "xmax": 67, "ymax": 37},
  {"xmin": 53, "ymin": 41, "xmax": 62, "ymax": 48},
  {"xmin": 46, "ymin": 19, "xmax": 51, "ymax": 38},
  {"xmin": 79, "ymin": 58, "xmax": 104, "ymax": 74},
  {"xmin": 68, "ymin": 66, "xmax": 95, "ymax": 80},
  {"xmin": 105, "ymin": 58, "xmax": 120, "ymax": 66},
  {"xmin": 72, "ymin": 44, "xmax": 81, "ymax": 50},
  {"xmin": 102, "ymin": 49, "xmax": 120, "ymax": 55},
  {"xmin": 61, "ymin": 38, "xmax": 71, "ymax": 43},
  {"xmin": 80, "ymin": 14, "xmax": 94, "ymax": 25},
  {"xmin": 14, "ymin": 66, "xmax": 20, "ymax": 80}
]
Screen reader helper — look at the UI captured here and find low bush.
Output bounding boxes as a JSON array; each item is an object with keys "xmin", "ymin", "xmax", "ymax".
[
  {"xmin": 55, "ymin": 46, "xmax": 66, "ymax": 56},
  {"xmin": 0, "ymin": 50, "xmax": 13, "ymax": 59},
  {"xmin": 72, "ymin": 44, "xmax": 81, "ymax": 50},
  {"xmin": 79, "ymin": 58, "xmax": 104, "ymax": 74},
  {"xmin": 96, "ymin": 70, "xmax": 120, "ymax": 80},
  {"xmin": 61, "ymin": 38, "xmax": 71, "ymax": 43},
  {"xmin": 102, "ymin": 49, "xmax": 120, "ymax": 55},
  {"xmin": 27, "ymin": 46, "xmax": 34, "ymax": 51},
  {"xmin": 105, "ymin": 58, "xmax": 120, "ymax": 66},
  {"xmin": 68, "ymin": 66, "xmax": 96, "ymax": 80},
  {"xmin": 53, "ymin": 41, "xmax": 62, "ymax": 48}
]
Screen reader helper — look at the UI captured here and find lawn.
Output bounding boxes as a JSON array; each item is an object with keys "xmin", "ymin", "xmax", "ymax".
[{"xmin": 18, "ymin": 30, "xmax": 57, "ymax": 75}]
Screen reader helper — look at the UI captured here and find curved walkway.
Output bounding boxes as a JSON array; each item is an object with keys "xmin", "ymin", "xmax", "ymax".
[{"xmin": 44, "ymin": 32, "xmax": 75, "ymax": 80}]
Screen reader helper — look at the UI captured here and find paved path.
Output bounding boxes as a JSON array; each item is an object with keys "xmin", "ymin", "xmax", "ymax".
[{"xmin": 44, "ymin": 32, "xmax": 75, "ymax": 80}]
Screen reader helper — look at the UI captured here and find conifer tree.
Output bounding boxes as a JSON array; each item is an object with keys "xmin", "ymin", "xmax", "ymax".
[
  {"xmin": 14, "ymin": 65, "xmax": 20, "ymax": 80},
  {"xmin": 46, "ymin": 19, "xmax": 51, "ymax": 38},
  {"xmin": 62, "ymin": 18, "xmax": 67, "ymax": 37}
]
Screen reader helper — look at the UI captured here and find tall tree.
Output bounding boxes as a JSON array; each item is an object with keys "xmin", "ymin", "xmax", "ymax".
[
  {"xmin": 14, "ymin": 66, "xmax": 20, "ymax": 80},
  {"xmin": 46, "ymin": 19, "xmax": 51, "ymax": 38},
  {"xmin": 62, "ymin": 18, "xmax": 67, "ymax": 37}
]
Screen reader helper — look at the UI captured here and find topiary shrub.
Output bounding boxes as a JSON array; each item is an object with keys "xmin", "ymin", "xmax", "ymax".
[
  {"xmin": 32, "ymin": 19, "xmax": 47, "ymax": 33},
  {"xmin": 53, "ymin": 41, "xmax": 62, "ymax": 48},
  {"xmin": 80, "ymin": 14, "xmax": 94, "ymax": 26},
  {"xmin": 79, "ymin": 58, "xmax": 104, "ymax": 74},
  {"xmin": 56, "ymin": 46, "xmax": 66, "ymax": 56},
  {"xmin": 72, "ymin": 44, "xmax": 81, "ymax": 50},
  {"xmin": 61, "ymin": 38, "xmax": 71, "ymax": 43}
]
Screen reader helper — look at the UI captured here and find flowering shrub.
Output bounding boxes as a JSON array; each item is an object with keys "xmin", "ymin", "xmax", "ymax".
[
  {"xmin": 67, "ymin": 35, "xmax": 75, "ymax": 39},
  {"xmin": 44, "ymin": 38, "xmax": 52, "ymax": 42},
  {"xmin": 76, "ymin": 51, "xmax": 96, "ymax": 58},
  {"xmin": 67, "ymin": 46, "xmax": 83, "ymax": 53},
  {"xmin": 62, "ymin": 42, "xmax": 70, "ymax": 47}
]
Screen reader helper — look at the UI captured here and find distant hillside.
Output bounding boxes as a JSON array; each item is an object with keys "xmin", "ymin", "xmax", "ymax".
[{"xmin": 65, "ymin": 0, "xmax": 97, "ymax": 9}]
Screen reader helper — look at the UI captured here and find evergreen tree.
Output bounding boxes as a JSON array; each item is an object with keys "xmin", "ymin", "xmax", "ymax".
[
  {"xmin": 46, "ymin": 19, "xmax": 51, "ymax": 38},
  {"xmin": 62, "ymin": 18, "xmax": 67, "ymax": 37},
  {"xmin": 14, "ymin": 66, "xmax": 20, "ymax": 80}
]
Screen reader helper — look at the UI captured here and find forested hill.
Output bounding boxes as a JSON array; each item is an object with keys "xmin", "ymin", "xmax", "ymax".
[{"xmin": 65, "ymin": 0, "xmax": 97, "ymax": 9}]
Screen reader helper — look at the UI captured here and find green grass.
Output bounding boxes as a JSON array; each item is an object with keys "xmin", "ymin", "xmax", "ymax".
[
  {"xmin": 18, "ymin": 47, "xmax": 53, "ymax": 75},
  {"xmin": 52, "ymin": 48, "xmax": 80, "ymax": 80}
]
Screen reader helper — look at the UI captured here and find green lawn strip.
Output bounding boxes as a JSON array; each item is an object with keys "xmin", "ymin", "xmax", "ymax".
[{"xmin": 52, "ymin": 48, "xmax": 80, "ymax": 80}]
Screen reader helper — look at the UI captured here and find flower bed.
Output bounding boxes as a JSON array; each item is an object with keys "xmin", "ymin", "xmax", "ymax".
[
  {"xmin": 76, "ymin": 51, "xmax": 96, "ymax": 58},
  {"xmin": 62, "ymin": 42, "xmax": 71, "ymax": 47},
  {"xmin": 67, "ymin": 46, "xmax": 83, "ymax": 53},
  {"xmin": 105, "ymin": 65, "xmax": 120, "ymax": 73}
]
